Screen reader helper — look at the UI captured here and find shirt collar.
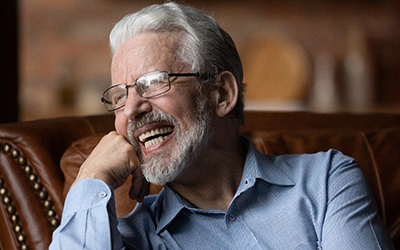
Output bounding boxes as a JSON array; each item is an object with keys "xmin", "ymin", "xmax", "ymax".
[
  {"xmin": 154, "ymin": 187, "xmax": 186, "ymax": 234},
  {"xmin": 154, "ymin": 136, "xmax": 295, "ymax": 234},
  {"xmin": 234, "ymin": 137, "xmax": 294, "ymax": 199},
  {"xmin": 245, "ymin": 137, "xmax": 295, "ymax": 186}
]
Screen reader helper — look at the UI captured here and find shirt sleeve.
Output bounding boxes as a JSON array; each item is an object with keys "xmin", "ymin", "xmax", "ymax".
[
  {"xmin": 49, "ymin": 178, "xmax": 124, "ymax": 250},
  {"xmin": 321, "ymin": 152, "xmax": 395, "ymax": 249}
]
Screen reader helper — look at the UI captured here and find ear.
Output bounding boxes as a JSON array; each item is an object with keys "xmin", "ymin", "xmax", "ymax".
[{"xmin": 214, "ymin": 71, "xmax": 238, "ymax": 118}]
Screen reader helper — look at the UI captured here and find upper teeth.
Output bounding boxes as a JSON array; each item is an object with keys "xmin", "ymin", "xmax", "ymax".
[{"xmin": 138, "ymin": 127, "xmax": 173, "ymax": 148}]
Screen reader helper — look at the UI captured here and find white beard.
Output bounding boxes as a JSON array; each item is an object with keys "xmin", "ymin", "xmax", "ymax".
[{"xmin": 127, "ymin": 95, "xmax": 211, "ymax": 185}]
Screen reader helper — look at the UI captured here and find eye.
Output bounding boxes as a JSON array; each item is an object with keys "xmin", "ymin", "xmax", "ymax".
[
  {"xmin": 143, "ymin": 76, "xmax": 162, "ymax": 86},
  {"xmin": 112, "ymin": 92, "xmax": 127, "ymax": 105},
  {"xmin": 108, "ymin": 85, "xmax": 127, "ymax": 105},
  {"xmin": 137, "ymin": 75, "xmax": 162, "ymax": 91},
  {"xmin": 135, "ymin": 72, "xmax": 170, "ymax": 97}
]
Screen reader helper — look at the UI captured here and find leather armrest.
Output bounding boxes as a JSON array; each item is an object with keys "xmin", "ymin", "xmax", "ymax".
[{"xmin": 0, "ymin": 115, "xmax": 114, "ymax": 250}]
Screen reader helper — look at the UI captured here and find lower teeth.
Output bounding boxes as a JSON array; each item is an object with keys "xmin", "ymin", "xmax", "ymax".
[{"xmin": 144, "ymin": 136, "xmax": 167, "ymax": 148}]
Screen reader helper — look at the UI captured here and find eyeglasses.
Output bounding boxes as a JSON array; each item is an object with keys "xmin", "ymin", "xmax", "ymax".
[{"xmin": 101, "ymin": 71, "xmax": 201, "ymax": 111}]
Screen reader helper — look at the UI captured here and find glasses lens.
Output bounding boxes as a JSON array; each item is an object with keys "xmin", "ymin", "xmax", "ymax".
[
  {"xmin": 136, "ymin": 72, "xmax": 170, "ymax": 98},
  {"xmin": 102, "ymin": 84, "xmax": 127, "ymax": 111}
]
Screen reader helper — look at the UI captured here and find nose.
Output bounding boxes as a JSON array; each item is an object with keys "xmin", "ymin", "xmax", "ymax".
[{"xmin": 123, "ymin": 87, "xmax": 152, "ymax": 120}]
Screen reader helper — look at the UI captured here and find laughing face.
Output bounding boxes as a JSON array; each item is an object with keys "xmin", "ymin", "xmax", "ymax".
[
  {"xmin": 112, "ymin": 32, "xmax": 213, "ymax": 185},
  {"xmin": 128, "ymin": 96, "xmax": 211, "ymax": 185}
]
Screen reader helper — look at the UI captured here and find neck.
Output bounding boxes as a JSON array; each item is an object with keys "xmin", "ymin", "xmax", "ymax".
[{"xmin": 169, "ymin": 123, "xmax": 246, "ymax": 211}]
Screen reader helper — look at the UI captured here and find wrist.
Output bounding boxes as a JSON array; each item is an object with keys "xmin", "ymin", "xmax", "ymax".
[{"xmin": 73, "ymin": 168, "xmax": 117, "ymax": 189}]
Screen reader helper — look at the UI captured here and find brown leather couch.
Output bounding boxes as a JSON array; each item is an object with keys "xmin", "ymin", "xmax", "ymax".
[{"xmin": 0, "ymin": 111, "xmax": 399, "ymax": 250}]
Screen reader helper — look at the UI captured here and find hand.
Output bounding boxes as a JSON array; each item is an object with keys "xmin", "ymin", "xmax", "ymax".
[{"xmin": 73, "ymin": 131, "xmax": 149, "ymax": 202}]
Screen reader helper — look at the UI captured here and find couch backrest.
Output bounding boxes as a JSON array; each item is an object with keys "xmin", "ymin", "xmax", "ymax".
[{"xmin": 0, "ymin": 111, "xmax": 399, "ymax": 250}]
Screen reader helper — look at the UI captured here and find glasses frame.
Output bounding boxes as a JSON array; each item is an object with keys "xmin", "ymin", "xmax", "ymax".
[{"xmin": 101, "ymin": 71, "xmax": 201, "ymax": 112}]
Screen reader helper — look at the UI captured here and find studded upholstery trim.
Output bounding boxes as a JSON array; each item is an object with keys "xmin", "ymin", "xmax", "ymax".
[{"xmin": 0, "ymin": 142, "xmax": 60, "ymax": 250}]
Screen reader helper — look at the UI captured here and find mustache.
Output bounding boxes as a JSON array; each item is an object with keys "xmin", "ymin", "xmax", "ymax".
[
  {"xmin": 128, "ymin": 110, "xmax": 177, "ymax": 131},
  {"xmin": 126, "ymin": 110, "xmax": 178, "ymax": 150},
  {"xmin": 126, "ymin": 110, "xmax": 178, "ymax": 165}
]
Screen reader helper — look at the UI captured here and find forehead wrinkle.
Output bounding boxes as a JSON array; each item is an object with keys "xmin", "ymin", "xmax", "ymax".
[{"xmin": 112, "ymin": 32, "xmax": 188, "ymax": 84}]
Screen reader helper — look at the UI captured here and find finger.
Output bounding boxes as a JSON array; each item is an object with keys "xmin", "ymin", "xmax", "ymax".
[
  {"xmin": 129, "ymin": 166, "xmax": 146, "ymax": 200},
  {"xmin": 130, "ymin": 179, "xmax": 150, "ymax": 202},
  {"xmin": 76, "ymin": 131, "xmax": 139, "ymax": 189},
  {"xmin": 129, "ymin": 176, "xmax": 149, "ymax": 201},
  {"xmin": 136, "ymin": 180, "xmax": 150, "ymax": 202}
]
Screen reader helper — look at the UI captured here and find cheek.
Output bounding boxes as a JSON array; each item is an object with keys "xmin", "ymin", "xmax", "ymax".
[{"xmin": 114, "ymin": 113, "xmax": 128, "ymax": 136}]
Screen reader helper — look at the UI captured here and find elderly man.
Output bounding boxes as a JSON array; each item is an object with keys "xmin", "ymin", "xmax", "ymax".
[{"xmin": 50, "ymin": 2, "xmax": 394, "ymax": 249}]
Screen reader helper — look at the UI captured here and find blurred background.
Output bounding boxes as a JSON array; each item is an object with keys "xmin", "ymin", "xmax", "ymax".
[{"xmin": 1, "ymin": 0, "xmax": 400, "ymax": 122}]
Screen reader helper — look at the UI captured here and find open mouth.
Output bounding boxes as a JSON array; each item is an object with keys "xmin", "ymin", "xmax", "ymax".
[{"xmin": 138, "ymin": 126, "xmax": 174, "ymax": 149}]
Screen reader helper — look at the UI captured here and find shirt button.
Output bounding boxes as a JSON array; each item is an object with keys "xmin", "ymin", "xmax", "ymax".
[
  {"xmin": 228, "ymin": 214, "xmax": 236, "ymax": 221},
  {"xmin": 245, "ymin": 179, "xmax": 249, "ymax": 185},
  {"xmin": 98, "ymin": 191, "xmax": 107, "ymax": 198}
]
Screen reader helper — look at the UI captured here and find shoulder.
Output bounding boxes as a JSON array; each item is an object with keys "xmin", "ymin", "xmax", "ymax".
[
  {"xmin": 258, "ymin": 149, "xmax": 362, "ymax": 189},
  {"xmin": 272, "ymin": 149, "xmax": 358, "ymax": 175}
]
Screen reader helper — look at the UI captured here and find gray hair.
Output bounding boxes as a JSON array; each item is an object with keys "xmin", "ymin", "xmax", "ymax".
[{"xmin": 109, "ymin": 2, "xmax": 245, "ymax": 123}]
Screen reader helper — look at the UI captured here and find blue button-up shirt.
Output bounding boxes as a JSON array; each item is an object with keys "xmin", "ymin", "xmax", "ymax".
[{"xmin": 50, "ymin": 139, "xmax": 394, "ymax": 249}]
